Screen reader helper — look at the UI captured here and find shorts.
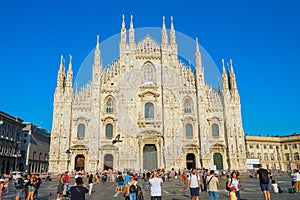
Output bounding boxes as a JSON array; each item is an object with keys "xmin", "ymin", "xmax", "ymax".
[
  {"xmin": 15, "ymin": 189, "xmax": 23, "ymax": 196},
  {"xmin": 260, "ymin": 183, "xmax": 269, "ymax": 191},
  {"xmin": 190, "ymin": 187, "xmax": 200, "ymax": 196},
  {"xmin": 28, "ymin": 185, "xmax": 36, "ymax": 192},
  {"xmin": 117, "ymin": 181, "xmax": 124, "ymax": 186}
]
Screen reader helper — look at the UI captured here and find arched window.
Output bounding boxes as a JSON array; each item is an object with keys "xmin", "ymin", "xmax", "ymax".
[
  {"xmin": 77, "ymin": 124, "xmax": 85, "ymax": 138},
  {"xmin": 105, "ymin": 124, "xmax": 113, "ymax": 138},
  {"xmin": 145, "ymin": 102, "xmax": 154, "ymax": 118},
  {"xmin": 186, "ymin": 124, "xmax": 193, "ymax": 139},
  {"xmin": 105, "ymin": 97, "xmax": 114, "ymax": 113},
  {"xmin": 212, "ymin": 124, "xmax": 219, "ymax": 137},
  {"xmin": 39, "ymin": 153, "xmax": 43, "ymax": 160},
  {"xmin": 183, "ymin": 98, "xmax": 192, "ymax": 113}
]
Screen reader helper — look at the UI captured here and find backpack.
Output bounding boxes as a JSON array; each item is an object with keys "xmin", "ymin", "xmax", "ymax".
[
  {"xmin": 15, "ymin": 178, "xmax": 24, "ymax": 189},
  {"xmin": 260, "ymin": 169, "xmax": 269, "ymax": 184},
  {"xmin": 129, "ymin": 181, "xmax": 137, "ymax": 193},
  {"xmin": 226, "ymin": 178, "xmax": 233, "ymax": 191}
]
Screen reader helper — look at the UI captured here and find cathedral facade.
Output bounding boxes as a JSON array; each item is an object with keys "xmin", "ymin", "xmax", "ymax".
[{"xmin": 49, "ymin": 16, "xmax": 246, "ymax": 173}]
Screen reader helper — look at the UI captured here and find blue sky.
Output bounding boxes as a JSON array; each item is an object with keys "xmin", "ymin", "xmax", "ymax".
[{"xmin": 0, "ymin": 0, "xmax": 299, "ymax": 135}]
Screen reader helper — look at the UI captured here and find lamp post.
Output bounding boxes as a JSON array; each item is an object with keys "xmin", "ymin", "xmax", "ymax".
[
  {"xmin": 112, "ymin": 134, "xmax": 122, "ymax": 169},
  {"xmin": 65, "ymin": 149, "xmax": 71, "ymax": 171}
]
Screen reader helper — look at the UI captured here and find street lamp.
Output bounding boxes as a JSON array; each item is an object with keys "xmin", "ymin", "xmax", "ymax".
[{"xmin": 65, "ymin": 149, "xmax": 71, "ymax": 171}]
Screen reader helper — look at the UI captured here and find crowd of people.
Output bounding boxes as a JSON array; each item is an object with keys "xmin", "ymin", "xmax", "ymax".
[{"xmin": 0, "ymin": 166, "xmax": 299, "ymax": 200}]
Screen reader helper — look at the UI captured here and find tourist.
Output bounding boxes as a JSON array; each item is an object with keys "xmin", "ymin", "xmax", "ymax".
[
  {"xmin": 257, "ymin": 164, "xmax": 270, "ymax": 200},
  {"xmin": 24, "ymin": 174, "xmax": 30, "ymax": 200},
  {"xmin": 125, "ymin": 174, "xmax": 138, "ymax": 200},
  {"xmin": 226, "ymin": 171, "xmax": 240, "ymax": 200},
  {"xmin": 57, "ymin": 174, "xmax": 65, "ymax": 200},
  {"xmin": 187, "ymin": 168, "xmax": 201, "ymax": 200},
  {"xmin": 202, "ymin": 169, "xmax": 209, "ymax": 192},
  {"xmin": 116, "ymin": 171, "xmax": 124, "ymax": 193},
  {"xmin": 181, "ymin": 172, "xmax": 187, "ymax": 186},
  {"xmin": 70, "ymin": 177, "xmax": 88, "ymax": 200},
  {"xmin": 27, "ymin": 174, "xmax": 37, "ymax": 200},
  {"xmin": 0, "ymin": 178, "xmax": 4, "ymax": 200},
  {"xmin": 294, "ymin": 169, "xmax": 300, "ymax": 193},
  {"xmin": 206, "ymin": 170, "xmax": 220, "ymax": 200},
  {"xmin": 3, "ymin": 175, "xmax": 9, "ymax": 193},
  {"xmin": 88, "ymin": 174, "xmax": 94, "ymax": 195},
  {"xmin": 149, "ymin": 171, "xmax": 163, "ymax": 200},
  {"xmin": 34, "ymin": 173, "xmax": 42, "ymax": 199},
  {"xmin": 14, "ymin": 174, "xmax": 24, "ymax": 200},
  {"xmin": 229, "ymin": 185, "xmax": 237, "ymax": 200}
]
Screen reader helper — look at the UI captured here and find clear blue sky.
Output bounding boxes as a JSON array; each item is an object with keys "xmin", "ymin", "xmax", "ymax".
[{"xmin": 0, "ymin": 0, "xmax": 299, "ymax": 136}]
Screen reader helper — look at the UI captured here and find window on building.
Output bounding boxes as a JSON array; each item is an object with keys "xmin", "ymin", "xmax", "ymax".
[
  {"xmin": 24, "ymin": 133, "xmax": 27, "ymax": 137},
  {"xmin": 105, "ymin": 124, "xmax": 113, "ymax": 138},
  {"xmin": 212, "ymin": 124, "xmax": 219, "ymax": 137},
  {"xmin": 145, "ymin": 102, "xmax": 154, "ymax": 118},
  {"xmin": 276, "ymin": 145, "xmax": 279, "ymax": 149},
  {"xmin": 249, "ymin": 144, "xmax": 253, "ymax": 149},
  {"xmin": 285, "ymin": 154, "xmax": 290, "ymax": 161},
  {"xmin": 295, "ymin": 154, "xmax": 300, "ymax": 161},
  {"xmin": 23, "ymin": 140, "xmax": 27, "ymax": 143},
  {"xmin": 263, "ymin": 144, "xmax": 267, "ymax": 149},
  {"xmin": 256, "ymin": 144, "xmax": 259, "ymax": 149},
  {"xmin": 144, "ymin": 63, "xmax": 155, "ymax": 86},
  {"xmin": 284, "ymin": 144, "xmax": 288, "ymax": 150},
  {"xmin": 264, "ymin": 156, "xmax": 268, "ymax": 161},
  {"xmin": 269, "ymin": 145, "xmax": 273, "ymax": 149},
  {"xmin": 186, "ymin": 124, "xmax": 193, "ymax": 139},
  {"xmin": 105, "ymin": 97, "xmax": 114, "ymax": 113},
  {"xmin": 271, "ymin": 155, "xmax": 275, "ymax": 160},
  {"xmin": 183, "ymin": 98, "xmax": 192, "ymax": 113},
  {"xmin": 292, "ymin": 144, "xmax": 297, "ymax": 149},
  {"xmin": 77, "ymin": 124, "xmax": 85, "ymax": 139}
]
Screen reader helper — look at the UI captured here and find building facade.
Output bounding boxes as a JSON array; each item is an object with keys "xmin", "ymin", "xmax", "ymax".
[
  {"xmin": 0, "ymin": 111, "xmax": 25, "ymax": 174},
  {"xmin": 49, "ymin": 16, "xmax": 246, "ymax": 173},
  {"xmin": 245, "ymin": 134, "xmax": 300, "ymax": 171},
  {"xmin": 20, "ymin": 123, "xmax": 51, "ymax": 173}
]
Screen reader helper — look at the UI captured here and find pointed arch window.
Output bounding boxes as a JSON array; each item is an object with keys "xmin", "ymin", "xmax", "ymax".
[
  {"xmin": 186, "ymin": 124, "xmax": 193, "ymax": 139},
  {"xmin": 144, "ymin": 63, "xmax": 155, "ymax": 87},
  {"xmin": 145, "ymin": 102, "xmax": 154, "ymax": 118},
  {"xmin": 212, "ymin": 124, "xmax": 219, "ymax": 137},
  {"xmin": 105, "ymin": 124, "xmax": 113, "ymax": 138},
  {"xmin": 77, "ymin": 124, "xmax": 85, "ymax": 139},
  {"xmin": 183, "ymin": 98, "xmax": 192, "ymax": 113},
  {"xmin": 106, "ymin": 97, "xmax": 114, "ymax": 113}
]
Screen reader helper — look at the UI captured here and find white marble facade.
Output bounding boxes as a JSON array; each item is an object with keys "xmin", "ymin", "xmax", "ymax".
[{"xmin": 49, "ymin": 16, "xmax": 246, "ymax": 173}]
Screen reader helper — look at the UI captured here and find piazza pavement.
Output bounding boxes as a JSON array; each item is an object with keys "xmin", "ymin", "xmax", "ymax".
[{"xmin": 2, "ymin": 175, "xmax": 299, "ymax": 200}]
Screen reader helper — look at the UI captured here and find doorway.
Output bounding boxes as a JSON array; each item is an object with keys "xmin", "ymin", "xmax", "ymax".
[
  {"xmin": 213, "ymin": 153, "xmax": 223, "ymax": 170},
  {"xmin": 143, "ymin": 144, "xmax": 157, "ymax": 170},
  {"xmin": 104, "ymin": 154, "xmax": 113, "ymax": 170},
  {"xmin": 75, "ymin": 155, "xmax": 85, "ymax": 171},
  {"xmin": 186, "ymin": 153, "xmax": 196, "ymax": 169}
]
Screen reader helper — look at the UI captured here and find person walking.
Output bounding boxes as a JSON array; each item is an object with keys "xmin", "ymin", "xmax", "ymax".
[
  {"xmin": 70, "ymin": 177, "xmax": 88, "ymax": 200},
  {"xmin": 229, "ymin": 186, "xmax": 238, "ymax": 200},
  {"xmin": 27, "ymin": 174, "xmax": 37, "ymax": 200},
  {"xmin": 0, "ymin": 179, "xmax": 4, "ymax": 200},
  {"xmin": 257, "ymin": 164, "xmax": 271, "ymax": 200},
  {"xmin": 125, "ymin": 174, "xmax": 138, "ymax": 200},
  {"xmin": 149, "ymin": 171, "xmax": 163, "ymax": 200},
  {"xmin": 57, "ymin": 174, "xmax": 65, "ymax": 200},
  {"xmin": 14, "ymin": 174, "xmax": 25, "ymax": 200},
  {"xmin": 34, "ymin": 174, "xmax": 42, "ymax": 199},
  {"xmin": 226, "ymin": 171, "xmax": 240, "ymax": 200},
  {"xmin": 88, "ymin": 174, "xmax": 94, "ymax": 195},
  {"xmin": 294, "ymin": 169, "xmax": 300, "ymax": 194},
  {"xmin": 206, "ymin": 170, "xmax": 220, "ymax": 200},
  {"xmin": 187, "ymin": 168, "xmax": 201, "ymax": 200}
]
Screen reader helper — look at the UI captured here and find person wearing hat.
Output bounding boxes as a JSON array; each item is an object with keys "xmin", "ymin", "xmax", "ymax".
[{"xmin": 229, "ymin": 186, "xmax": 237, "ymax": 200}]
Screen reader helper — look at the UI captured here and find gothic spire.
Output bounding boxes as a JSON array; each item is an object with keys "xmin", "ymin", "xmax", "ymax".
[
  {"xmin": 195, "ymin": 37, "xmax": 204, "ymax": 85},
  {"xmin": 120, "ymin": 14, "xmax": 127, "ymax": 51},
  {"xmin": 129, "ymin": 15, "xmax": 135, "ymax": 49},
  {"xmin": 161, "ymin": 16, "xmax": 168, "ymax": 49},
  {"xmin": 170, "ymin": 16, "xmax": 176, "ymax": 47},
  {"xmin": 222, "ymin": 58, "xmax": 229, "ymax": 90},
  {"xmin": 94, "ymin": 35, "xmax": 101, "ymax": 66},
  {"xmin": 229, "ymin": 58, "xmax": 237, "ymax": 89},
  {"xmin": 66, "ymin": 55, "xmax": 73, "ymax": 88},
  {"xmin": 56, "ymin": 55, "xmax": 66, "ymax": 88},
  {"xmin": 195, "ymin": 37, "xmax": 202, "ymax": 68}
]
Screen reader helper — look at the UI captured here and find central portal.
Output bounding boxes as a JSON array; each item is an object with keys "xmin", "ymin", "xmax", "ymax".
[
  {"xmin": 75, "ymin": 155, "xmax": 85, "ymax": 171},
  {"xmin": 143, "ymin": 144, "xmax": 157, "ymax": 170}
]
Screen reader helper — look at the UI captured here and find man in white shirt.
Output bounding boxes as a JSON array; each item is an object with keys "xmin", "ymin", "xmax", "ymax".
[
  {"xmin": 149, "ymin": 171, "xmax": 163, "ymax": 200},
  {"xmin": 187, "ymin": 168, "xmax": 202, "ymax": 200},
  {"xmin": 294, "ymin": 169, "xmax": 300, "ymax": 194}
]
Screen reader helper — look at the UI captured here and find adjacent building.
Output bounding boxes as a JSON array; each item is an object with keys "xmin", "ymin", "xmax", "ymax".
[
  {"xmin": 245, "ymin": 133, "xmax": 300, "ymax": 171},
  {"xmin": 20, "ymin": 123, "xmax": 51, "ymax": 173},
  {"xmin": 49, "ymin": 16, "xmax": 247, "ymax": 173},
  {"xmin": 0, "ymin": 111, "xmax": 25, "ymax": 174}
]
